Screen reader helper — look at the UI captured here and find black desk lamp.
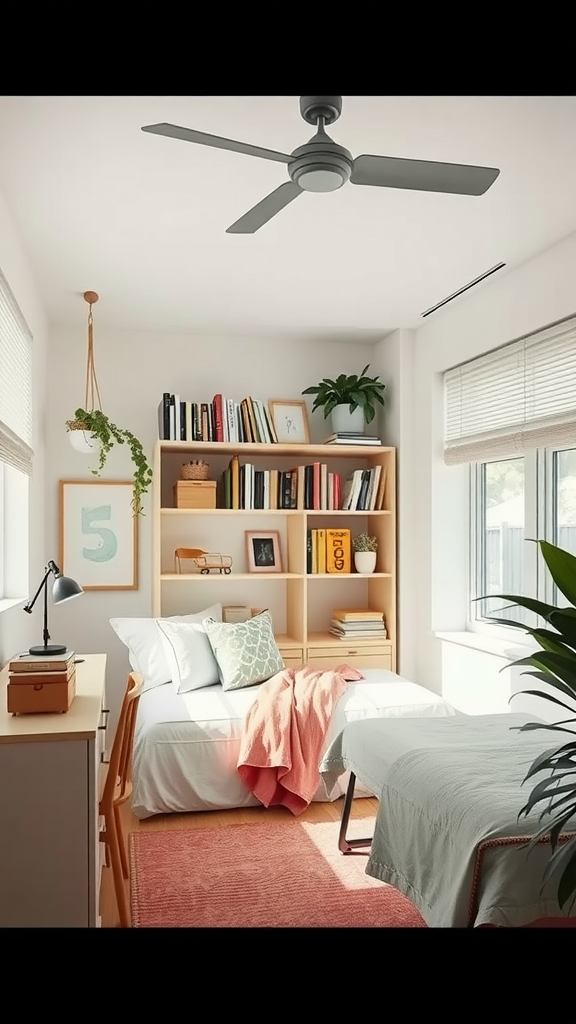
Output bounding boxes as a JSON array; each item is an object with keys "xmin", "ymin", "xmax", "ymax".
[{"xmin": 23, "ymin": 559, "xmax": 83, "ymax": 656}]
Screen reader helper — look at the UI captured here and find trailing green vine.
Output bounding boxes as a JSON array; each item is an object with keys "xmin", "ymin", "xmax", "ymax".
[{"xmin": 66, "ymin": 408, "xmax": 153, "ymax": 516}]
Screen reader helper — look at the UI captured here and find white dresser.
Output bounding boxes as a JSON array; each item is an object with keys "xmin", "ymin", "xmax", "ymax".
[{"xmin": 0, "ymin": 653, "xmax": 107, "ymax": 927}]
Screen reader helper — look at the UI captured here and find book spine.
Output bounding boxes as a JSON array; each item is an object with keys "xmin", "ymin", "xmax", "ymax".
[
  {"xmin": 227, "ymin": 399, "xmax": 236, "ymax": 443},
  {"xmin": 212, "ymin": 395, "xmax": 224, "ymax": 442},
  {"xmin": 326, "ymin": 529, "xmax": 351, "ymax": 573},
  {"xmin": 162, "ymin": 393, "xmax": 171, "ymax": 439}
]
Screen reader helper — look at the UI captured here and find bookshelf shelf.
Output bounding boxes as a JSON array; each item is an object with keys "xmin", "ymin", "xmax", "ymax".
[{"xmin": 153, "ymin": 439, "xmax": 397, "ymax": 671}]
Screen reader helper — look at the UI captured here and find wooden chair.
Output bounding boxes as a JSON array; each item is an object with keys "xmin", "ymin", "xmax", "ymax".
[{"xmin": 100, "ymin": 671, "xmax": 143, "ymax": 928}]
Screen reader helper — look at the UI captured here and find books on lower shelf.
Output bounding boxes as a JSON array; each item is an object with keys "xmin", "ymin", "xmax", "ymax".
[
  {"xmin": 308, "ymin": 529, "xmax": 351, "ymax": 574},
  {"xmin": 330, "ymin": 609, "xmax": 387, "ymax": 640}
]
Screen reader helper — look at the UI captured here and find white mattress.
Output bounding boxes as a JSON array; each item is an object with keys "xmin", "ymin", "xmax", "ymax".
[{"xmin": 131, "ymin": 668, "xmax": 456, "ymax": 818}]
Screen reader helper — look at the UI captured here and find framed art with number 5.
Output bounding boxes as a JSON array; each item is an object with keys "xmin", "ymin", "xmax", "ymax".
[{"xmin": 59, "ymin": 480, "xmax": 138, "ymax": 590}]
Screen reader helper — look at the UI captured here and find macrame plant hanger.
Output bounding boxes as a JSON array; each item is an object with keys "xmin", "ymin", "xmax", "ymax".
[
  {"xmin": 67, "ymin": 289, "xmax": 103, "ymax": 453},
  {"xmin": 83, "ymin": 290, "xmax": 103, "ymax": 415}
]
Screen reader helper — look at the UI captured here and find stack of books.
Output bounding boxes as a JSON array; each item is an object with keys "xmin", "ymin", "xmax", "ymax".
[
  {"xmin": 329, "ymin": 609, "xmax": 387, "ymax": 640},
  {"xmin": 7, "ymin": 650, "xmax": 77, "ymax": 714},
  {"xmin": 323, "ymin": 432, "xmax": 382, "ymax": 446}
]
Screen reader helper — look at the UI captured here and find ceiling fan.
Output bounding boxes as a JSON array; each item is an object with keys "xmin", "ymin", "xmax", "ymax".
[{"xmin": 141, "ymin": 95, "xmax": 500, "ymax": 235}]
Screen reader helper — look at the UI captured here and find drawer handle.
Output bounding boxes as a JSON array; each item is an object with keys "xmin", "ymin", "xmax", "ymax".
[{"xmin": 346, "ymin": 650, "xmax": 358, "ymax": 655}]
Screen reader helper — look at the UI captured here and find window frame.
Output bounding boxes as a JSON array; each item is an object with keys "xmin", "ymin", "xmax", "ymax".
[{"xmin": 469, "ymin": 444, "xmax": 576, "ymax": 636}]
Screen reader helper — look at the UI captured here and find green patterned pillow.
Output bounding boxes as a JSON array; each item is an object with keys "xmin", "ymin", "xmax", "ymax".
[{"xmin": 203, "ymin": 610, "xmax": 284, "ymax": 691}]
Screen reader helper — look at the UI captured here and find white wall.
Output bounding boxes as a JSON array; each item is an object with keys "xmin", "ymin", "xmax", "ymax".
[
  {"xmin": 0, "ymin": 189, "xmax": 48, "ymax": 666},
  {"xmin": 409, "ymin": 229, "xmax": 576, "ymax": 706},
  {"xmin": 46, "ymin": 328, "xmax": 376, "ymax": 723},
  {"xmin": 372, "ymin": 329, "xmax": 417, "ymax": 681}
]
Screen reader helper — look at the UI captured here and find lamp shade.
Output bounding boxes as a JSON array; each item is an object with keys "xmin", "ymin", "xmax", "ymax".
[{"xmin": 52, "ymin": 574, "xmax": 83, "ymax": 604}]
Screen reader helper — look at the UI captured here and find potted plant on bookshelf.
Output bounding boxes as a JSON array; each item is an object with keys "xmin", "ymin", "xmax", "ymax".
[
  {"xmin": 65, "ymin": 291, "xmax": 152, "ymax": 516},
  {"xmin": 353, "ymin": 533, "xmax": 378, "ymax": 574},
  {"xmin": 302, "ymin": 364, "xmax": 385, "ymax": 435},
  {"xmin": 480, "ymin": 539, "xmax": 576, "ymax": 911}
]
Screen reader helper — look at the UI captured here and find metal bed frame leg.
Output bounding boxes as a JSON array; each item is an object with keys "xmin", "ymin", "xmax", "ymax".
[{"xmin": 338, "ymin": 772, "xmax": 374, "ymax": 854}]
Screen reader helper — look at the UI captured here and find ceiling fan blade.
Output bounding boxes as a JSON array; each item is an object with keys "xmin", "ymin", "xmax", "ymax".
[
  {"xmin": 350, "ymin": 154, "xmax": 500, "ymax": 196},
  {"xmin": 141, "ymin": 123, "xmax": 291, "ymax": 165},
  {"xmin": 226, "ymin": 181, "xmax": 303, "ymax": 234}
]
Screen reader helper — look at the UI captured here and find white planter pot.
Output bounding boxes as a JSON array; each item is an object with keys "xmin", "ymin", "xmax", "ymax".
[
  {"xmin": 330, "ymin": 404, "xmax": 365, "ymax": 435},
  {"xmin": 354, "ymin": 551, "xmax": 377, "ymax": 574},
  {"xmin": 68, "ymin": 429, "xmax": 99, "ymax": 454}
]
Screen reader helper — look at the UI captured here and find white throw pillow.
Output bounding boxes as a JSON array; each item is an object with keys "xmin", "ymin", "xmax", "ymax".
[
  {"xmin": 109, "ymin": 603, "xmax": 222, "ymax": 692},
  {"xmin": 203, "ymin": 609, "xmax": 284, "ymax": 691},
  {"xmin": 156, "ymin": 618, "xmax": 221, "ymax": 694}
]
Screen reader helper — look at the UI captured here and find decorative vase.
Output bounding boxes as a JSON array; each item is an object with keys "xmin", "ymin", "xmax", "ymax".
[
  {"xmin": 331, "ymin": 404, "xmax": 365, "ymax": 435},
  {"xmin": 354, "ymin": 551, "xmax": 377, "ymax": 574},
  {"xmin": 68, "ymin": 428, "xmax": 99, "ymax": 454}
]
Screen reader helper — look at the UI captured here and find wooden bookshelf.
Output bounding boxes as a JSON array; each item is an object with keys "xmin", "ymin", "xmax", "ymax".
[{"xmin": 153, "ymin": 441, "xmax": 396, "ymax": 671}]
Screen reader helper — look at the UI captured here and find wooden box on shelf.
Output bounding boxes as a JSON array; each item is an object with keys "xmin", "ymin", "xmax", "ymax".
[
  {"xmin": 7, "ymin": 669, "xmax": 76, "ymax": 714},
  {"xmin": 174, "ymin": 480, "xmax": 217, "ymax": 509}
]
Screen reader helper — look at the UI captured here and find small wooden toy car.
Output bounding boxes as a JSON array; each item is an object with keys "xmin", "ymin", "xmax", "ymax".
[{"xmin": 174, "ymin": 547, "xmax": 233, "ymax": 575}]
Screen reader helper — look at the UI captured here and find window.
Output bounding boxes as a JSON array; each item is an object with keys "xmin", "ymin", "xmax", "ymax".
[
  {"xmin": 0, "ymin": 268, "xmax": 33, "ymax": 602},
  {"xmin": 470, "ymin": 447, "xmax": 576, "ymax": 627},
  {"xmin": 444, "ymin": 314, "xmax": 576, "ymax": 633}
]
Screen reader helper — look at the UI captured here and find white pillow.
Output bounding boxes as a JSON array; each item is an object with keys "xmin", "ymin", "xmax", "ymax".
[
  {"xmin": 156, "ymin": 619, "xmax": 221, "ymax": 694},
  {"xmin": 109, "ymin": 604, "xmax": 222, "ymax": 692}
]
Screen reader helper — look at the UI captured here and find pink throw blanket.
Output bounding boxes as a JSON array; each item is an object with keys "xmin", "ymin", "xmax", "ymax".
[{"xmin": 237, "ymin": 663, "xmax": 364, "ymax": 815}]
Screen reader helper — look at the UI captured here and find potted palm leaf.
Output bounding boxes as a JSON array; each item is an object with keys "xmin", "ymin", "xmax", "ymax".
[
  {"xmin": 483, "ymin": 539, "xmax": 576, "ymax": 910},
  {"xmin": 302, "ymin": 364, "xmax": 385, "ymax": 435}
]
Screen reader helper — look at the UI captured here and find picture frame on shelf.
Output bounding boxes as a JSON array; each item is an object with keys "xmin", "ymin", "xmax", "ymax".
[
  {"xmin": 59, "ymin": 479, "xmax": 138, "ymax": 591},
  {"xmin": 245, "ymin": 531, "xmax": 283, "ymax": 573},
  {"xmin": 268, "ymin": 399, "xmax": 310, "ymax": 444}
]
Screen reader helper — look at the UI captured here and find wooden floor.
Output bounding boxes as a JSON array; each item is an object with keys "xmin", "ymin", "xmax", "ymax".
[{"xmin": 100, "ymin": 795, "xmax": 378, "ymax": 928}]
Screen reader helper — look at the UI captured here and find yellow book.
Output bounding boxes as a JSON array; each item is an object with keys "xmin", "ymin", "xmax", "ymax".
[
  {"xmin": 311, "ymin": 529, "xmax": 318, "ymax": 573},
  {"xmin": 332, "ymin": 608, "xmax": 384, "ymax": 621},
  {"xmin": 317, "ymin": 528, "xmax": 326, "ymax": 573},
  {"xmin": 326, "ymin": 528, "xmax": 351, "ymax": 573}
]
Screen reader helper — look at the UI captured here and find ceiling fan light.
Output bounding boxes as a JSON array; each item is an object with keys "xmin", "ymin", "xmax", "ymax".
[{"xmin": 293, "ymin": 165, "xmax": 346, "ymax": 193}]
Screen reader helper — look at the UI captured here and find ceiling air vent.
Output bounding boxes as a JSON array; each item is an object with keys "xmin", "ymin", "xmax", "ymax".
[{"xmin": 421, "ymin": 262, "xmax": 506, "ymax": 318}]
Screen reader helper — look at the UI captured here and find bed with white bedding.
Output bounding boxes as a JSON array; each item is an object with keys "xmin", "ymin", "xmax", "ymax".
[{"xmin": 131, "ymin": 667, "xmax": 456, "ymax": 819}]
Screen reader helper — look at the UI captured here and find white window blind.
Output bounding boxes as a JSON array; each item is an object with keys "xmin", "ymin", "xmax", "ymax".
[
  {"xmin": 0, "ymin": 269, "xmax": 33, "ymax": 476},
  {"xmin": 444, "ymin": 315, "xmax": 576, "ymax": 465}
]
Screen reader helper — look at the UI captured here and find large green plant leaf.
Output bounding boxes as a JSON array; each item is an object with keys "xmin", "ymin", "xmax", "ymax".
[
  {"xmin": 514, "ymin": 690, "xmax": 576, "ymax": 715},
  {"xmin": 511, "ymin": 652, "xmax": 576, "ymax": 692},
  {"xmin": 540, "ymin": 541, "xmax": 576, "ymax": 607},
  {"xmin": 479, "ymin": 594, "xmax": 560, "ymax": 620}
]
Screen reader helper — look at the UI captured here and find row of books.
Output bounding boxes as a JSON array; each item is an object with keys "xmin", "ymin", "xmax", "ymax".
[
  {"xmin": 222, "ymin": 458, "xmax": 343, "ymax": 511},
  {"xmin": 307, "ymin": 529, "xmax": 351, "ymax": 574},
  {"xmin": 220, "ymin": 459, "xmax": 386, "ymax": 512},
  {"xmin": 330, "ymin": 609, "xmax": 387, "ymax": 641},
  {"xmin": 342, "ymin": 466, "xmax": 386, "ymax": 511},
  {"xmin": 158, "ymin": 393, "xmax": 279, "ymax": 444}
]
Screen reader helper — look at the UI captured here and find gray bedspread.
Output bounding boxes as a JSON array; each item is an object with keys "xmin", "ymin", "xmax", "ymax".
[{"xmin": 319, "ymin": 713, "xmax": 576, "ymax": 927}]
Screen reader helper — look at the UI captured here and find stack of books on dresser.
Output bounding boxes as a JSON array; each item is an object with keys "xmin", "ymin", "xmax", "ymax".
[
  {"xmin": 330, "ymin": 609, "xmax": 387, "ymax": 640},
  {"xmin": 7, "ymin": 650, "xmax": 76, "ymax": 714}
]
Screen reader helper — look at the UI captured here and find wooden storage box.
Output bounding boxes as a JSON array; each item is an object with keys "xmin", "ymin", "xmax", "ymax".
[
  {"xmin": 174, "ymin": 480, "xmax": 217, "ymax": 509},
  {"xmin": 7, "ymin": 670, "xmax": 76, "ymax": 714}
]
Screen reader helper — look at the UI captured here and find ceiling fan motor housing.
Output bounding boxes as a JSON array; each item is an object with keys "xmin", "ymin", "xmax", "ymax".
[{"xmin": 289, "ymin": 135, "xmax": 353, "ymax": 192}]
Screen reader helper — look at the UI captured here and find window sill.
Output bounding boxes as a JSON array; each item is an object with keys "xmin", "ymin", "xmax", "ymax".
[
  {"xmin": 0, "ymin": 597, "xmax": 26, "ymax": 615},
  {"xmin": 435, "ymin": 630, "xmax": 536, "ymax": 661}
]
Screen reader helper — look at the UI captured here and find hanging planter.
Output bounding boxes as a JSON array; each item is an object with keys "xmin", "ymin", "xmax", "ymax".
[{"xmin": 65, "ymin": 291, "xmax": 152, "ymax": 516}]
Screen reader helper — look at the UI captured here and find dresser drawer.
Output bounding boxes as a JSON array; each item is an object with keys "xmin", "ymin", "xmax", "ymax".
[
  {"xmin": 278, "ymin": 647, "xmax": 304, "ymax": 669},
  {"xmin": 305, "ymin": 648, "xmax": 392, "ymax": 671}
]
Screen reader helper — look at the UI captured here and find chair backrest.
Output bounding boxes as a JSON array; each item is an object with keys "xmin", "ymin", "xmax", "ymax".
[{"xmin": 102, "ymin": 671, "xmax": 143, "ymax": 806}]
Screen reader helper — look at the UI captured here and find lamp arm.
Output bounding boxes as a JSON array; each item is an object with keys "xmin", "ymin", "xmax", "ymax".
[{"xmin": 23, "ymin": 566, "xmax": 53, "ymax": 615}]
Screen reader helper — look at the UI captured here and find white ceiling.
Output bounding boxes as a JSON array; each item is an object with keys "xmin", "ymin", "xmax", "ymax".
[{"xmin": 1, "ymin": 95, "xmax": 576, "ymax": 341}]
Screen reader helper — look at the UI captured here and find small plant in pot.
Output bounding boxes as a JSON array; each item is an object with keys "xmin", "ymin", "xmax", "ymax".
[
  {"xmin": 302, "ymin": 364, "xmax": 385, "ymax": 436},
  {"xmin": 353, "ymin": 533, "xmax": 378, "ymax": 574},
  {"xmin": 65, "ymin": 407, "xmax": 153, "ymax": 516}
]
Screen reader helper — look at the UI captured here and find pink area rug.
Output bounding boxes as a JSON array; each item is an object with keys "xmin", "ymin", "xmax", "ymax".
[{"xmin": 129, "ymin": 819, "xmax": 426, "ymax": 928}]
